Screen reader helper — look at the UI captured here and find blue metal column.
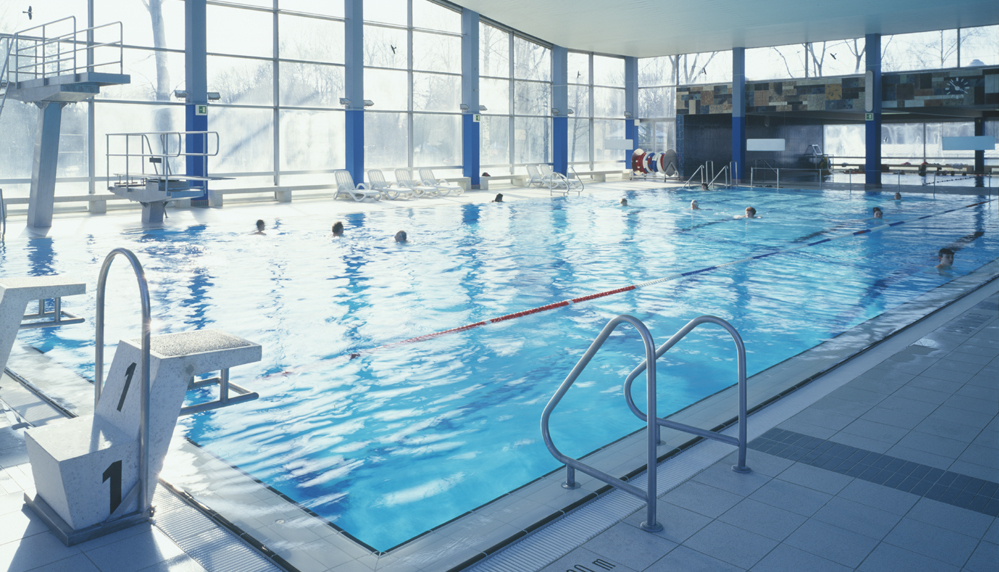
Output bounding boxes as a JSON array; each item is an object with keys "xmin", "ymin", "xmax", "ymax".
[
  {"xmin": 461, "ymin": 9, "xmax": 480, "ymax": 187},
  {"xmin": 865, "ymin": 33, "xmax": 882, "ymax": 188},
  {"xmin": 345, "ymin": 0, "xmax": 364, "ymax": 183},
  {"xmin": 552, "ymin": 46, "xmax": 568, "ymax": 176},
  {"xmin": 625, "ymin": 57, "xmax": 638, "ymax": 165},
  {"xmin": 732, "ymin": 47, "xmax": 746, "ymax": 184},
  {"xmin": 185, "ymin": 0, "xmax": 208, "ymax": 200}
]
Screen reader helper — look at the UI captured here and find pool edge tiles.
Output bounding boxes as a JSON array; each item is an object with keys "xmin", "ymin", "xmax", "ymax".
[{"xmin": 6, "ymin": 256, "xmax": 999, "ymax": 572}]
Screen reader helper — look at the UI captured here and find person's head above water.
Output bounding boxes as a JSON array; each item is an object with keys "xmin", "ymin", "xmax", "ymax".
[
  {"xmin": 936, "ymin": 247, "xmax": 954, "ymax": 269},
  {"xmin": 873, "ymin": 206, "xmax": 883, "ymax": 218},
  {"xmin": 620, "ymin": 198, "xmax": 628, "ymax": 206},
  {"xmin": 894, "ymin": 192, "xmax": 902, "ymax": 200},
  {"xmin": 493, "ymin": 193, "xmax": 503, "ymax": 203},
  {"xmin": 395, "ymin": 230, "xmax": 407, "ymax": 243},
  {"xmin": 745, "ymin": 206, "xmax": 756, "ymax": 218},
  {"xmin": 700, "ymin": 183, "xmax": 709, "ymax": 190},
  {"xmin": 332, "ymin": 221, "xmax": 344, "ymax": 236},
  {"xmin": 690, "ymin": 199, "xmax": 699, "ymax": 210},
  {"xmin": 255, "ymin": 219, "xmax": 265, "ymax": 232}
]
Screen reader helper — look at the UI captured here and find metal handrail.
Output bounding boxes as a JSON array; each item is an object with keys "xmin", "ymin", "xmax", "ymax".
[
  {"xmin": 683, "ymin": 165, "xmax": 705, "ymax": 188},
  {"xmin": 106, "ymin": 131, "xmax": 221, "ymax": 188},
  {"xmin": 707, "ymin": 165, "xmax": 729, "ymax": 188},
  {"xmin": 95, "ymin": 248, "xmax": 153, "ymax": 517},
  {"xmin": 10, "ymin": 18, "xmax": 123, "ymax": 81},
  {"xmin": 0, "ymin": 187, "xmax": 6, "ymax": 239},
  {"xmin": 750, "ymin": 166, "xmax": 780, "ymax": 189},
  {"xmin": 0, "ymin": 36, "xmax": 12, "ymax": 119},
  {"xmin": 623, "ymin": 315, "xmax": 751, "ymax": 473},
  {"xmin": 542, "ymin": 315, "xmax": 663, "ymax": 532}
]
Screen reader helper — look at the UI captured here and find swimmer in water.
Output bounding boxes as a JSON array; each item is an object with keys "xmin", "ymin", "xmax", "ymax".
[
  {"xmin": 873, "ymin": 206, "xmax": 883, "ymax": 219},
  {"xmin": 691, "ymin": 199, "xmax": 700, "ymax": 210},
  {"xmin": 332, "ymin": 221, "xmax": 344, "ymax": 237},
  {"xmin": 620, "ymin": 198, "xmax": 628, "ymax": 206},
  {"xmin": 894, "ymin": 192, "xmax": 902, "ymax": 200},
  {"xmin": 492, "ymin": 193, "xmax": 504, "ymax": 203},
  {"xmin": 253, "ymin": 219, "xmax": 265, "ymax": 234},
  {"xmin": 735, "ymin": 206, "xmax": 757, "ymax": 219},
  {"xmin": 700, "ymin": 183, "xmax": 709, "ymax": 190},
  {"xmin": 395, "ymin": 230, "xmax": 408, "ymax": 243},
  {"xmin": 935, "ymin": 248, "xmax": 954, "ymax": 271}
]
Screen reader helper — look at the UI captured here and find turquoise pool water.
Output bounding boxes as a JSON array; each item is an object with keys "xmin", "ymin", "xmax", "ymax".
[{"xmin": 5, "ymin": 188, "xmax": 997, "ymax": 550}]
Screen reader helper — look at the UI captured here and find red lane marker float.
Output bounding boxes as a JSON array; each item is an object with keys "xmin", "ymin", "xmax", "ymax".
[
  {"xmin": 571, "ymin": 285, "xmax": 637, "ymax": 304},
  {"xmin": 489, "ymin": 300, "xmax": 570, "ymax": 324}
]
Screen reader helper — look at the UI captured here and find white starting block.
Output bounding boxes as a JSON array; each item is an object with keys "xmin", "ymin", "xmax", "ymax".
[
  {"xmin": 25, "ymin": 329, "xmax": 261, "ymax": 545},
  {"xmin": 0, "ymin": 276, "xmax": 86, "ymax": 372}
]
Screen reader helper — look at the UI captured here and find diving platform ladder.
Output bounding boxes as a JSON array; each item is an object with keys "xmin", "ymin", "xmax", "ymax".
[
  {"xmin": 541, "ymin": 315, "xmax": 751, "ymax": 532},
  {"xmin": 0, "ymin": 16, "xmax": 129, "ymax": 229},
  {"xmin": 106, "ymin": 131, "xmax": 224, "ymax": 223},
  {"xmin": 3, "ymin": 249, "xmax": 262, "ymax": 545}
]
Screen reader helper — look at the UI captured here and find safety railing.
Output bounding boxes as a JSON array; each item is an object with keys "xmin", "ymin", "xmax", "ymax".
[
  {"xmin": 707, "ymin": 165, "xmax": 730, "ymax": 188},
  {"xmin": 683, "ymin": 165, "xmax": 705, "ymax": 188},
  {"xmin": 8, "ymin": 17, "xmax": 123, "ymax": 83},
  {"xmin": 95, "ymin": 248, "xmax": 153, "ymax": 518},
  {"xmin": 542, "ymin": 315, "xmax": 664, "ymax": 532},
  {"xmin": 1, "ymin": 35, "xmax": 12, "ymax": 119},
  {"xmin": 0, "ymin": 187, "xmax": 6, "ymax": 240},
  {"xmin": 750, "ymin": 165, "xmax": 780, "ymax": 189},
  {"xmin": 106, "ymin": 131, "xmax": 221, "ymax": 188},
  {"xmin": 623, "ymin": 316, "xmax": 751, "ymax": 473}
]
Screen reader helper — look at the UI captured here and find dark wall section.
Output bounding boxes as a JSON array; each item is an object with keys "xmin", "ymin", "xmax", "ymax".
[
  {"xmin": 745, "ymin": 116, "xmax": 824, "ymax": 180},
  {"xmin": 678, "ymin": 114, "xmax": 731, "ymax": 177}
]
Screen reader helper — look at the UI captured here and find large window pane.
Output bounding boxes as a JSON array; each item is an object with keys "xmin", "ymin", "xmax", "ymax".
[
  {"xmin": 677, "ymin": 51, "xmax": 731, "ymax": 85},
  {"xmin": 362, "ymin": 0, "xmax": 406, "ymax": 26},
  {"xmin": 513, "ymin": 117, "xmax": 549, "ymax": 164},
  {"xmin": 823, "ymin": 124, "xmax": 865, "ymax": 160},
  {"xmin": 413, "ymin": 32, "xmax": 461, "ymax": 73},
  {"xmin": 365, "ymin": 68, "xmax": 409, "ymax": 111},
  {"xmin": 281, "ymin": 14, "xmax": 345, "ymax": 64},
  {"xmin": 568, "ymin": 85, "xmax": 590, "ymax": 117},
  {"xmin": 364, "ymin": 25, "xmax": 408, "ymax": 69},
  {"xmin": 208, "ymin": 56, "xmax": 273, "ymax": 106},
  {"xmin": 513, "ymin": 37, "xmax": 551, "ymax": 82},
  {"xmin": 593, "ymin": 87, "xmax": 625, "ymax": 118},
  {"xmin": 568, "ymin": 118, "xmax": 590, "ymax": 163},
  {"xmin": 514, "ymin": 81, "xmax": 550, "ymax": 116},
  {"xmin": 747, "ymin": 44, "xmax": 806, "ymax": 81},
  {"xmin": 806, "ymin": 39, "xmax": 866, "ymax": 76},
  {"xmin": 280, "ymin": 109, "xmax": 345, "ymax": 172},
  {"xmin": 413, "ymin": 114, "xmax": 461, "ymax": 166},
  {"xmin": 568, "ymin": 52, "xmax": 589, "ymax": 84},
  {"xmin": 480, "ymin": 116, "xmax": 510, "ymax": 166},
  {"xmin": 97, "ymin": 0, "xmax": 185, "ymax": 51},
  {"xmin": 210, "ymin": 108, "xmax": 274, "ymax": 174},
  {"xmin": 927, "ymin": 122, "xmax": 974, "ymax": 160},
  {"xmin": 638, "ymin": 87, "xmax": 675, "ymax": 119},
  {"xmin": 593, "ymin": 55, "xmax": 624, "ymax": 87},
  {"xmin": 281, "ymin": 0, "xmax": 344, "ymax": 18},
  {"xmin": 593, "ymin": 119, "xmax": 625, "ymax": 164},
  {"xmin": 413, "ymin": 73, "xmax": 460, "ymax": 112},
  {"xmin": 413, "ymin": 0, "xmax": 460, "ymax": 33},
  {"xmin": 960, "ymin": 25, "xmax": 999, "ymax": 67},
  {"xmin": 97, "ymin": 48, "xmax": 185, "ymax": 102},
  {"xmin": 479, "ymin": 24, "xmax": 509, "ymax": 78},
  {"xmin": 208, "ymin": 5, "xmax": 272, "ymax": 58},
  {"xmin": 882, "ymin": 124, "xmax": 924, "ymax": 158},
  {"xmin": 639, "ymin": 56, "xmax": 675, "ymax": 87},
  {"xmin": 480, "ymin": 78, "xmax": 510, "ymax": 115},
  {"xmin": 280, "ymin": 63, "xmax": 344, "ymax": 108},
  {"xmin": 365, "ymin": 113, "xmax": 409, "ymax": 169},
  {"xmin": 883, "ymin": 30, "xmax": 958, "ymax": 72},
  {"xmin": 96, "ymin": 103, "xmax": 186, "ymax": 179}
]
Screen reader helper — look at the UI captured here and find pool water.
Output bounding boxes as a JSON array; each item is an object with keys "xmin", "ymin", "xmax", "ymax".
[{"xmin": 4, "ymin": 188, "xmax": 997, "ymax": 550}]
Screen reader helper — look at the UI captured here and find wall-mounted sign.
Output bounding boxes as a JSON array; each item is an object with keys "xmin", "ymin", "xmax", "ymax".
[
  {"xmin": 865, "ymin": 112, "xmax": 874, "ymax": 121},
  {"xmin": 473, "ymin": 114, "xmax": 480, "ymax": 123},
  {"xmin": 196, "ymin": 105, "xmax": 208, "ymax": 116}
]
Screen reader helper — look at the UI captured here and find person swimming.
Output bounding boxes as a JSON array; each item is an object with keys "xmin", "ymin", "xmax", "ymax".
[
  {"xmin": 620, "ymin": 198, "xmax": 628, "ymax": 206},
  {"xmin": 935, "ymin": 247, "xmax": 954, "ymax": 270},
  {"xmin": 493, "ymin": 193, "xmax": 503, "ymax": 203},
  {"xmin": 700, "ymin": 183, "xmax": 709, "ymax": 190},
  {"xmin": 691, "ymin": 199, "xmax": 700, "ymax": 210},
  {"xmin": 395, "ymin": 230, "xmax": 408, "ymax": 242},
  {"xmin": 894, "ymin": 192, "xmax": 902, "ymax": 200},
  {"xmin": 873, "ymin": 206, "xmax": 883, "ymax": 219},
  {"xmin": 332, "ymin": 221, "xmax": 344, "ymax": 236},
  {"xmin": 735, "ymin": 206, "xmax": 757, "ymax": 219},
  {"xmin": 253, "ymin": 219, "xmax": 266, "ymax": 234}
]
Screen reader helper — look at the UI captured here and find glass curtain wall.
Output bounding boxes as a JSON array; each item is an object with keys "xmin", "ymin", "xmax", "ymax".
[
  {"xmin": 479, "ymin": 22, "xmax": 551, "ymax": 175},
  {"xmin": 364, "ymin": 0, "xmax": 462, "ymax": 178}
]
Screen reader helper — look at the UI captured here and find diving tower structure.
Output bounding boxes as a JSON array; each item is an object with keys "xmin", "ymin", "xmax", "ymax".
[{"xmin": 1, "ymin": 17, "xmax": 129, "ymax": 229}]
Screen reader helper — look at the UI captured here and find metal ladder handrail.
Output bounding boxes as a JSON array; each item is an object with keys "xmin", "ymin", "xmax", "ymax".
[
  {"xmin": 622, "ymin": 315, "xmax": 751, "ymax": 473},
  {"xmin": 0, "ymin": 187, "xmax": 6, "ymax": 240},
  {"xmin": 11, "ymin": 18, "xmax": 124, "ymax": 80},
  {"xmin": 541, "ymin": 314, "xmax": 663, "ymax": 532},
  {"xmin": 95, "ymin": 248, "xmax": 153, "ymax": 518},
  {"xmin": 750, "ymin": 166, "xmax": 780, "ymax": 189},
  {"xmin": 707, "ymin": 165, "xmax": 729, "ymax": 188},
  {"xmin": 683, "ymin": 165, "xmax": 705, "ymax": 188},
  {"xmin": 0, "ymin": 35, "xmax": 12, "ymax": 120},
  {"xmin": 106, "ymin": 131, "xmax": 221, "ymax": 188}
]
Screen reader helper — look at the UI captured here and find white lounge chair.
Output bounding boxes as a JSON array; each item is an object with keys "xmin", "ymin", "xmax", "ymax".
[
  {"xmin": 540, "ymin": 164, "xmax": 584, "ymax": 197},
  {"xmin": 525, "ymin": 164, "xmax": 546, "ymax": 188},
  {"xmin": 418, "ymin": 168, "xmax": 463, "ymax": 196},
  {"xmin": 333, "ymin": 170, "xmax": 381, "ymax": 202},
  {"xmin": 395, "ymin": 169, "xmax": 439, "ymax": 197},
  {"xmin": 367, "ymin": 169, "xmax": 416, "ymax": 200}
]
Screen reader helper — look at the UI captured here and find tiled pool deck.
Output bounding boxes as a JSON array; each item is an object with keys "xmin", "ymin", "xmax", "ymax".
[{"xmin": 1, "ymin": 181, "xmax": 996, "ymax": 571}]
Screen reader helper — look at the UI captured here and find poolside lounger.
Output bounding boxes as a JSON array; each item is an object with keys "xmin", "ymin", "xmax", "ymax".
[
  {"xmin": 539, "ymin": 164, "xmax": 584, "ymax": 196},
  {"xmin": 367, "ymin": 169, "xmax": 416, "ymax": 200},
  {"xmin": 333, "ymin": 170, "xmax": 382, "ymax": 202},
  {"xmin": 418, "ymin": 168, "xmax": 463, "ymax": 196},
  {"xmin": 395, "ymin": 169, "xmax": 439, "ymax": 197},
  {"xmin": 525, "ymin": 164, "xmax": 546, "ymax": 188}
]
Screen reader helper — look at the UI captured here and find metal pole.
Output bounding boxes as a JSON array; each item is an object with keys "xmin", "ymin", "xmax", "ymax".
[{"xmin": 95, "ymin": 248, "xmax": 152, "ymax": 516}]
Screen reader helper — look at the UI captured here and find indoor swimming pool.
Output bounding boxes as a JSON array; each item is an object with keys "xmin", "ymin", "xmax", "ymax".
[{"xmin": 3, "ymin": 188, "xmax": 997, "ymax": 551}]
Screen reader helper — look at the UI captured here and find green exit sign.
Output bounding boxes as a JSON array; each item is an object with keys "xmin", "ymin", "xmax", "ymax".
[
  {"xmin": 196, "ymin": 105, "xmax": 208, "ymax": 116},
  {"xmin": 865, "ymin": 112, "xmax": 874, "ymax": 121}
]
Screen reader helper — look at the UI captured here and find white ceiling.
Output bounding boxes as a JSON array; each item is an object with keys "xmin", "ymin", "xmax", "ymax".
[{"xmin": 450, "ymin": 0, "xmax": 999, "ymax": 57}]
